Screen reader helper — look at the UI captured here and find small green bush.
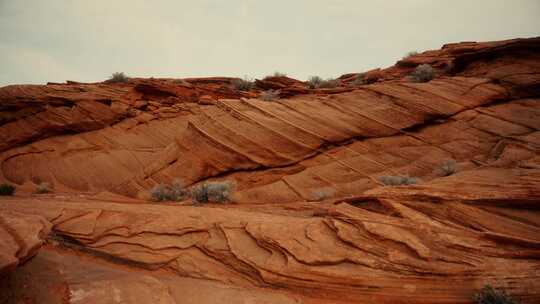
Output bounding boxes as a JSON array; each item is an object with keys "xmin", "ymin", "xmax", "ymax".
[
  {"xmin": 231, "ymin": 77, "xmax": 254, "ymax": 91},
  {"xmin": 109, "ymin": 72, "xmax": 129, "ymax": 83},
  {"xmin": 435, "ymin": 159, "xmax": 457, "ymax": 176},
  {"xmin": 35, "ymin": 182, "xmax": 52, "ymax": 194},
  {"xmin": 410, "ymin": 64, "xmax": 435, "ymax": 83},
  {"xmin": 475, "ymin": 285, "xmax": 518, "ymax": 304},
  {"xmin": 306, "ymin": 76, "xmax": 340, "ymax": 89},
  {"xmin": 191, "ymin": 181, "xmax": 233, "ymax": 204},
  {"xmin": 260, "ymin": 89, "xmax": 280, "ymax": 101},
  {"xmin": 379, "ymin": 175, "xmax": 419, "ymax": 186},
  {"xmin": 150, "ymin": 179, "xmax": 187, "ymax": 202},
  {"xmin": 0, "ymin": 183, "xmax": 15, "ymax": 196}
]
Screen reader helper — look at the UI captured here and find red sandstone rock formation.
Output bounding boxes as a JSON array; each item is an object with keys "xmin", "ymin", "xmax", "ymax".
[
  {"xmin": 0, "ymin": 210, "xmax": 51, "ymax": 274},
  {"xmin": 0, "ymin": 37, "xmax": 539, "ymax": 303}
]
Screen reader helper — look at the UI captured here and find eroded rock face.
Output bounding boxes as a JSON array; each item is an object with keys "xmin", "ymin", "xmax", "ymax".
[
  {"xmin": 0, "ymin": 37, "xmax": 539, "ymax": 303},
  {"xmin": 0, "ymin": 76, "xmax": 513, "ymax": 196},
  {"xmin": 1, "ymin": 168, "xmax": 539, "ymax": 303},
  {"xmin": 1, "ymin": 248, "xmax": 300, "ymax": 304},
  {"xmin": 0, "ymin": 210, "xmax": 51, "ymax": 274},
  {"xmin": 384, "ymin": 37, "xmax": 540, "ymax": 88},
  {"xmin": 1, "ymin": 38, "xmax": 539, "ymax": 199}
]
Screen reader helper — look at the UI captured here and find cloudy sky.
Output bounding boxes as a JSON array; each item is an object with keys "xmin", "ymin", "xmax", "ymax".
[{"xmin": 1, "ymin": 1, "xmax": 539, "ymax": 86}]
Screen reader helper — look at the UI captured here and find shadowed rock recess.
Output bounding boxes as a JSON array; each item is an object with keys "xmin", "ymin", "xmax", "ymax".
[{"xmin": 0, "ymin": 37, "xmax": 539, "ymax": 303}]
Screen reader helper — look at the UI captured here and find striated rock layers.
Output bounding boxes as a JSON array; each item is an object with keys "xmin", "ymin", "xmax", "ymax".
[
  {"xmin": 0, "ymin": 210, "xmax": 51, "ymax": 274},
  {"xmin": 1, "ymin": 168, "xmax": 540, "ymax": 303},
  {"xmin": 0, "ymin": 37, "xmax": 539, "ymax": 303}
]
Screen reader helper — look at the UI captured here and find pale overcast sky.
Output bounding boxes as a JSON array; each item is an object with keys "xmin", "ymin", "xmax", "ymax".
[{"xmin": 1, "ymin": 0, "xmax": 539, "ymax": 86}]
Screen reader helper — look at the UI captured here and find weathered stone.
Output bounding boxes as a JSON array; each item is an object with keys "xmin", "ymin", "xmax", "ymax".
[
  {"xmin": 0, "ymin": 210, "xmax": 51, "ymax": 274},
  {"xmin": 0, "ymin": 37, "xmax": 539, "ymax": 303}
]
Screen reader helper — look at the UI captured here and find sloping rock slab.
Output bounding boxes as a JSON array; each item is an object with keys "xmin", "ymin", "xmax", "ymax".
[
  {"xmin": 0, "ymin": 210, "xmax": 51, "ymax": 274},
  {"xmin": 1, "ymin": 170, "xmax": 539, "ymax": 304}
]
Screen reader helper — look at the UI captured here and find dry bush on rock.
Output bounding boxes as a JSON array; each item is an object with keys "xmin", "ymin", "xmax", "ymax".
[
  {"xmin": 379, "ymin": 175, "xmax": 419, "ymax": 186},
  {"xmin": 410, "ymin": 64, "xmax": 435, "ymax": 83}
]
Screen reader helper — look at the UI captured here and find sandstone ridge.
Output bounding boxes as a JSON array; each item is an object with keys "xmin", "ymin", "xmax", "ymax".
[{"xmin": 0, "ymin": 37, "xmax": 539, "ymax": 304}]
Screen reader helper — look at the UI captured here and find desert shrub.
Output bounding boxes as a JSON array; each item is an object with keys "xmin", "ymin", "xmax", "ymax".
[
  {"xmin": 150, "ymin": 179, "xmax": 187, "ymax": 202},
  {"xmin": 150, "ymin": 184, "xmax": 168, "ymax": 201},
  {"xmin": 0, "ymin": 183, "xmax": 15, "ymax": 196},
  {"xmin": 306, "ymin": 76, "xmax": 340, "ymax": 89},
  {"xmin": 191, "ymin": 181, "xmax": 233, "ymax": 204},
  {"xmin": 109, "ymin": 72, "xmax": 129, "ymax": 83},
  {"xmin": 306, "ymin": 76, "xmax": 323, "ymax": 89},
  {"xmin": 410, "ymin": 64, "xmax": 435, "ymax": 83},
  {"xmin": 306, "ymin": 76, "xmax": 324, "ymax": 89},
  {"xmin": 264, "ymin": 71, "xmax": 287, "ymax": 79},
  {"xmin": 231, "ymin": 77, "xmax": 254, "ymax": 91},
  {"xmin": 312, "ymin": 187, "xmax": 336, "ymax": 201},
  {"xmin": 475, "ymin": 285, "xmax": 518, "ymax": 304},
  {"xmin": 352, "ymin": 73, "xmax": 366, "ymax": 86},
  {"xmin": 260, "ymin": 89, "xmax": 280, "ymax": 101},
  {"xmin": 435, "ymin": 159, "xmax": 457, "ymax": 176},
  {"xmin": 404, "ymin": 51, "xmax": 419, "ymax": 58},
  {"xmin": 319, "ymin": 78, "xmax": 340, "ymax": 88},
  {"xmin": 35, "ymin": 182, "xmax": 52, "ymax": 194},
  {"xmin": 379, "ymin": 175, "xmax": 419, "ymax": 186}
]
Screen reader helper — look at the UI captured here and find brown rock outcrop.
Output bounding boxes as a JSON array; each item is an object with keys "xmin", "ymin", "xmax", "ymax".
[
  {"xmin": 1, "ymin": 168, "xmax": 539, "ymax": 302},
  {"xmin": 1, "ymin": 248, "xmax": 301, "ymax": 304},
  {"xmin": 0, "ymin": 37, "xmax": 539, "ymax": 303},
  {"xmin": 369, "ymin": 37, "xmax": 540, "ymax": 90},
  {"xmin": 1, "ymin": 38, "xmax": 538, "ymax": 199},
  {"xmin": 0, "ymin": 210, "xmax": 51, "ymax": 274},
  {"xmin": 0, "ymin": 76, "xmax": 512, "ymax": 196}
]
